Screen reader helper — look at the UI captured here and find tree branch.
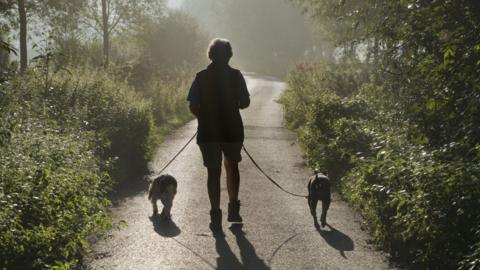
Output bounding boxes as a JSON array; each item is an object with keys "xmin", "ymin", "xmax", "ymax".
[{"xmin": 108, "ymin": 13, "xmax": 122, "ymax": 34}]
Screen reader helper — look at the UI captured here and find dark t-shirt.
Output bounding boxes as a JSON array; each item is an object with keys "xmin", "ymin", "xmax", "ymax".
[{"xmin": 187, "ymin": 64, "xmax": 250, "ymax": 143}]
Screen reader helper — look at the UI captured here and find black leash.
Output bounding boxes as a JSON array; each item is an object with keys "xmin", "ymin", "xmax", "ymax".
[
  {"xmin": 156, "ymin": 131, "xmax": 198, "ymax": 175},
  {"xmin": 242, "ymin": 144, "xmax": 308, "ymax": 199},
  {"xmin": 154, "ymin": 130, "xmax": 308, "ymax": 199}
]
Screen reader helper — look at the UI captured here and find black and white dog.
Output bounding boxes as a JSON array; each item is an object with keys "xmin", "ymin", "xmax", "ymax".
[
  {"xmin": 148, "ymin": 174, "xmax": 177, "ymax": 219},
  {"xmin": 307, "ymin": 172, "xmax": 331, "ymax": 228}
]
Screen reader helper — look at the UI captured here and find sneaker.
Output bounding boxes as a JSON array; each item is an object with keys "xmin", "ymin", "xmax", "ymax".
[
  {"xmin": 228, "ymin": 200, "xmax": 243, "ymax": 223},
  {"xmin": 209, "ymin": 209, "xmax": 222, "ymax": 231}
]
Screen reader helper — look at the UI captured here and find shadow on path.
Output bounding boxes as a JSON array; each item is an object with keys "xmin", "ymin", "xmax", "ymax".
[
  {"xmin": 110, "ymin": 176, "xmax": 150, "ymax": 205},
  {"xmin": 214, "ymin": 230, "xmax": 243, "ymax": 270},
  {"xmin": 267, "ymin": 232, "xmax": 302, "ymax": 266},
  {"xmin": 230, "ymin": 224, "xmax": 270, "ymax": 270},
  {"xmin": 318, "ymin": 224, "xmax": 354, "ymax": 258},
  {"xmin": 149, "ymin": 215, "xmax": 181, "ymax": 238},
  {"xmin": 172, "ymin": 237, "xmax": 216, "ymax": 269}
]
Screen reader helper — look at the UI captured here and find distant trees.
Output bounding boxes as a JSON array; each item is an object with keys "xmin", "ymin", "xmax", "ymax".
[
  {"xmin": 183, "ymin": 0, "xmax": 316, "ymax": 76},
  {"xmin": 0, "ymin": 0, "xmax": 85, "ymax": 72},
  {"xmin": 82, "ymin": 0, "xmax": 165, "ymax": 67},
  {"xmin": 130, "ymin": 10, "xmax": 208, "ymax": 88},
  {"xmin": 294, "ymin": 0, "xmax": 480, "ymax": 146},
  {"xmin": 292, "ymin": 0, "xmax": 385, "ymax": 58},
  {"xmin": 0, "ymin": 0, "xmax": 168, "ymax": 71}
]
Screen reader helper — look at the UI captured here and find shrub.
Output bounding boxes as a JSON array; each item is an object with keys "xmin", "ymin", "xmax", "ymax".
[
  {"xmin": 282, "ymin": 62, "xmax": 480, "ymax": 269},
  {"xmin": 281, "ymin": 62, "xmax": 372, "ymax": 180},
  {"xmin": 0, "ymin": 67, "xmax": 157, "ymax": 268},
  {"xmin": 343, "ymin": 136, "xmax": 480, "ymax": 268},
  {"xmin": 145, "ymin": 77, "xmax": 193, "ymax": 129},
  {"xmin": 21, "ymin": 68, "xmax": 156, "ymax": 182},
  {"xmin": 0, "ymin": 116, "xmax": 111, "ymax": 269}
]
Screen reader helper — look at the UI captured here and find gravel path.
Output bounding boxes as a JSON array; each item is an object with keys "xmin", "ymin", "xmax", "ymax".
[{"xmin": 88, "ymin": 74, "xmax": 395, "ymax": 270}]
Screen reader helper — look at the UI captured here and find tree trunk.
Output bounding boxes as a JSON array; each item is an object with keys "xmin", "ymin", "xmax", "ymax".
[
  {"xmin": 102, "ymin": 0, "xmax": 109, "ymax": 67},
  {"xmin": 18, "ymin": 0, "xmax": 27, "ymax": 73}
]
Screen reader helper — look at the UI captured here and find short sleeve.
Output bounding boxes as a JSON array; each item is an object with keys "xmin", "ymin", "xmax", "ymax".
[
  {"xmin": 187, "ymin": 76, "xmax": 200, "ymax": 105},
  {"xmin": 237, "ymin": 72, "xmax": 250, "ymax": 100}
]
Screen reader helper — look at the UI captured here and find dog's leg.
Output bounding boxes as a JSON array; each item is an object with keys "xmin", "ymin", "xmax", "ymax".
[
  {"xmin": 308, "ymin": 180, "xmax": 320, "ymax": 228},
  {"xmin": 160, "ymin": 192, "xmax": 173, "ymax": 220},
  {"xmin": 320, "ymin": 198, "xmax": 330, "ymax": 227},
  {"xmin": 151, "ymin": 198, "xmax": 158, "ymax": 216},
  {"xmin": 309, "ymin": 198, "xmax": 319, "ymax": 228}
]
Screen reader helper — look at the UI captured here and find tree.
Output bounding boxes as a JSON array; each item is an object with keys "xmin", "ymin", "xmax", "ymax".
[
  {"xmin": 129, "ymin": 10, "xmax": 208, "ymax": 88},
  {"xmin": 82, "ymin": 0, "xmax": 165, "ymax": 67},
  {"xmin": 291, "ymin": 0, "xmax": 389, "ymax": 59},
  {"xmin": 183, "ymin": 0, "xmax": 315, "ymax": 76},
  {"xmin": 289, "ymin": 1, "xmax": 480, "ymax": 267},
  {"xmin": 0, "ymin": 7, "xmax": 14, "ymax": 71},
  {"xmin": 17, "ymin": 0, "xmax": 26, "ymax": 72},
  {"xmin": 0, "ymin": 0, "xmax": 85, "ymax": 72}
]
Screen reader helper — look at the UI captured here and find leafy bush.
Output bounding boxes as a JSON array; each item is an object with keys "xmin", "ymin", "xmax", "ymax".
[
  {"xmin": 280, "ymin": 62, "xmax": 372, "ymax": 180},
  {"xmin": 0, "ymin": 124, "xmax": 112, "ymax": 269},
  {"xmin": 0, "ymin": 89, "xmax": 111, "ymax": 269},
  {"xmin": 343, "ymin": 135, "xmax": 480, "ymax": 268},
  {"xmin": 282, "ymin": 62, "xmax": 480, "ymax": 269},
  {"xmin": 0, "ymin": 66, "xmax": 160, "ymax": 269},
  {"xmin": 145, "ymin": 77, "xmax": 192, "ymax": 128},
  {"xmin": 22, "ymin": 67, "xmax": 156, "ymax": 181}
]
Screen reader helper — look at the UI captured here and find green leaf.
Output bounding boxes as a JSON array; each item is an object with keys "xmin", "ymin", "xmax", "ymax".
[
  {"xmin": 426, "ymin": 99, "xmax": 436, "ymax": 110},
  {"xmin": 443, "ymin": 47, "xmax": 456, "ymax": 65}
]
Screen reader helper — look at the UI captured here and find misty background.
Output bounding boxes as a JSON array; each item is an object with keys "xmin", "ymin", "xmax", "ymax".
[
  {"xmin": 180, "ymin": 0, "xmax": 331, "ymax": 76},
  {"xmin": 8, "ymin": 0, "xmax": 328, "ymax": 77}
]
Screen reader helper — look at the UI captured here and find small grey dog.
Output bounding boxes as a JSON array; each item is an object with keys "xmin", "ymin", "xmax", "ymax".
[
  {"xmin": 307, "ymin": 172, "xmax": 331, "ymax": 228},
  {"xmin": 148, "ymin": 174, "xmax": 177, "ymax": 219}
]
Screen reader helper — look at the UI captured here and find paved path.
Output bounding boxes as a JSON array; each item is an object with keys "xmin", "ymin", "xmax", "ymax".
[{"xmin": 89, "ymin": 74, "xmax": 394, "ymax": 270}]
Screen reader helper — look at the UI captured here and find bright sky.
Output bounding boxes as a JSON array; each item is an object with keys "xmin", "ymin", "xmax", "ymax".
[{"xmin": 167, "ymin": 0, "xmax": 183, "ymax": 9}]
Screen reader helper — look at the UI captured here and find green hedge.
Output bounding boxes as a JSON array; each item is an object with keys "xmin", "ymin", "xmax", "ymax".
[
  {"xmin": 281, "ymin": 62, "xmax": 480, "ymax": 269},
  {"xmin": 0, "ymin": 67, "xmax": 158, "ymax": 269},
  {"xmin": 0, "ymin": 119, "xmax": 111, "ymax": 269},
  {"xmin": 280, "ymin": 62, "xmax": 372, "ymax": 181},
  {"xmin": 145, "ymin": 77, "xmax": 192, "ymax": 129},
  {"xmin": 43, "ymin": 69, "xmax": 155, "ymax": 181}
]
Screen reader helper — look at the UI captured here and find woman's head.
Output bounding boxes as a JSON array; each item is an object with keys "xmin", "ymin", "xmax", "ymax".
[{"xmin": 207, "ymin": 38, "xmax": 233, "ymax": 64}]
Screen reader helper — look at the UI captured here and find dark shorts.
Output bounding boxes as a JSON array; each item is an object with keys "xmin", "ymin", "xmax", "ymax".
[{"xmin": 198, "ymin": 142, "xmax": 243, "ymax": 167}]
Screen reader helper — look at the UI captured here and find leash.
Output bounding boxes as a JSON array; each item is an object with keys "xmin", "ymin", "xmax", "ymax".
[
  {"xmin": 154, "ymin": 130, "xmax": 308, "ymax": 199},
  {"xmin": 242, "ymin": 144, "xmax": 308, "ymax": 199},
  {"xmin": 156, "ymin": 131, "xmax": 198, "ymax": 175}
]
